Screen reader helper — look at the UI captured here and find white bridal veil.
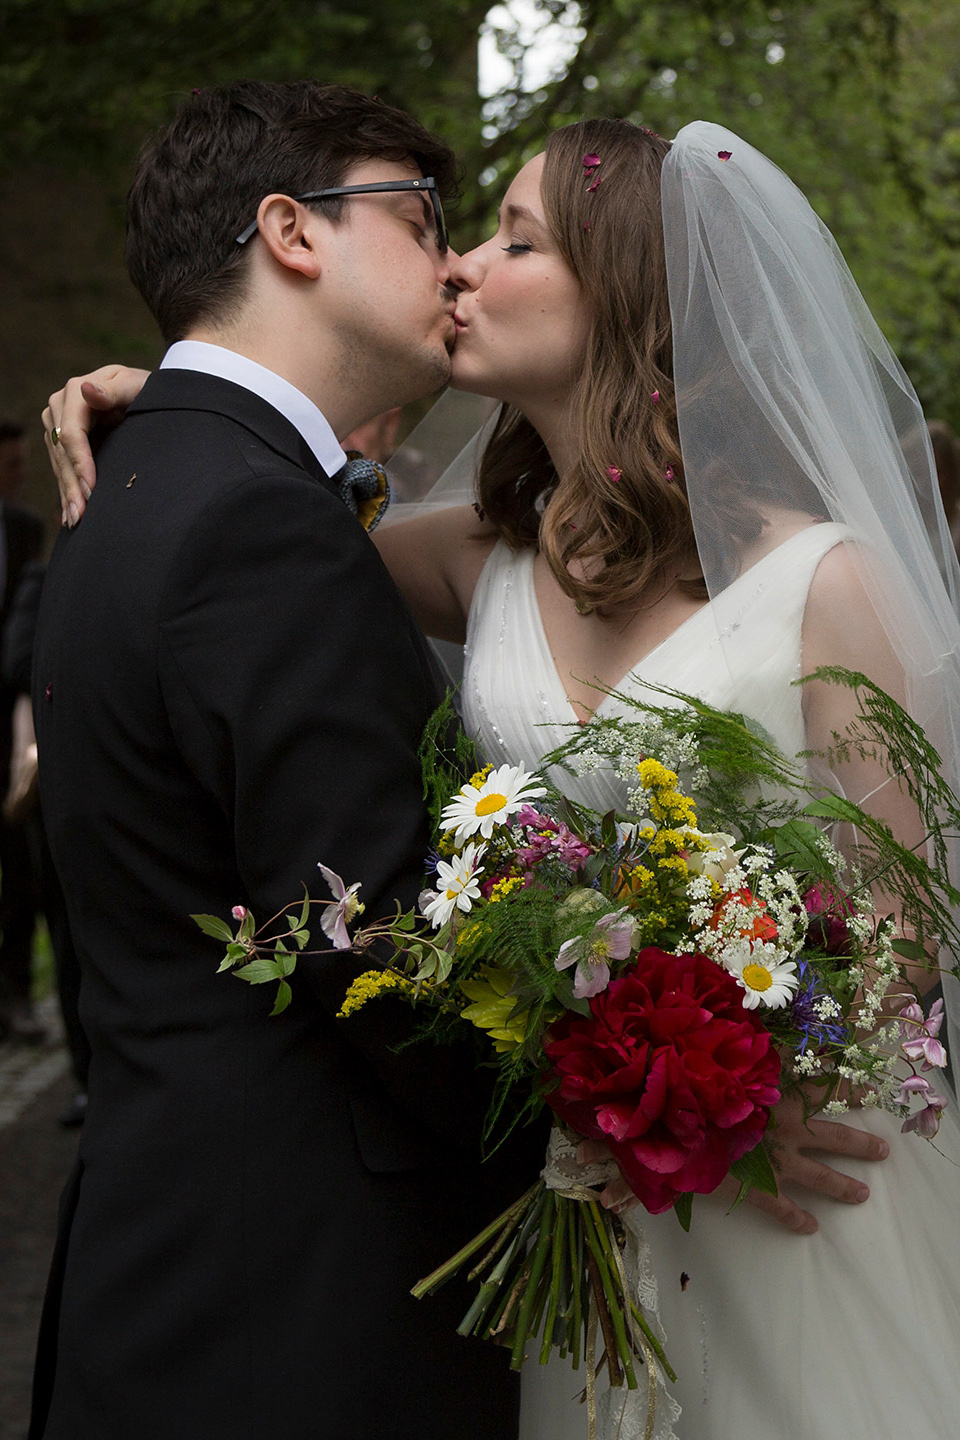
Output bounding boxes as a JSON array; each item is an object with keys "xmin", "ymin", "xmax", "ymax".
[{"xmin": 387, "ymin": 120, "xmax": 960, "ymax": 1067}]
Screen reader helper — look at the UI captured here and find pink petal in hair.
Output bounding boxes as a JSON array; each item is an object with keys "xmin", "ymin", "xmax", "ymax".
[
  {"xmin": 651, "ymin": 389, "xmax": 660, "ymax": 405},
  {"xmin": 664, "ymin": 466, "xmax": 676, "ymax": 483},
  {"xmin": 717, "ymin": 150, "xmax": 732, "ymax": 161},
  {"xmin": 587, "ymin": 178, "xmax": 601, "ymax": 193},
  {"xmin": 607, "ymin": 466, "xmax": 622, "ymax": 483},
  {"xmin": 582, "ymin": 152, "xmax": 602, "ymax": 170}
]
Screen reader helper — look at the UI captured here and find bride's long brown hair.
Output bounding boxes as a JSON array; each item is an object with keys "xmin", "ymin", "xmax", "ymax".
[{"xmin": 476, "ymin": 118, "xmax": 697, "ymax": 616}]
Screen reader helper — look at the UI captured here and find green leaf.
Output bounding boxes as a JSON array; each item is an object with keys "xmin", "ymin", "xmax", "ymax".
[
  {"xmin": 802, "ymin": 796, "xmax": 865, "ymax": 825},
  {"xmin": 277, "ymin": 950, "xmax": 298, "ymax": 978},
  {"xmin": 285, "ymin": 914, "xmax": 300, "ymax": 932},
  {"xmin": 772, "ymin": 819, "xmax": 827, "ymax": 871},
  {"xmin": 226, "ymin": 942, "xmax": 247, "ymax": 961},
  {"xmin": 395, "ymin": 910, "xmax": 418, "ymax": 932},
  {"xmin": 235, "ymin": 958, "xmax": 282, "ymax": 985},
  {"xmin": 298, "ymin": 885, "xmax": 311, "ymax": 931},
  {"xmin": 191, "ymin": 913, "xmax": 234, "ymax": 943},
  {"xmin": 216, "ymin": 955, "xmax": 237, "ymax": 973},
  {"xmin": 673, "ymin": 1192, "xmax": 693, "ymax": 1231},
  {"xmin": 892, "ymin": 937, "xmax": 928, "ymax": 961},
  {"xmin": 239, "ymin": 911, "xmax": 256, "ymax": 941},
  {"xmin": 435, "ymin": 948, "xmax": 454, "ymax": 983},
  {"xmin": 291, "ymin": 929, "xmax": 309, "ymax": 950},
  {"xmin": 270, "ymin": 980, "xmax": 293, "ymax": 1016},
  {"xmin": 729, "ymin": 1141, "xmax": 778, "ymax": 1198},
  {"xmin": 724, "ymin": 1179, "xmax": 751, "ymax": 1212}
]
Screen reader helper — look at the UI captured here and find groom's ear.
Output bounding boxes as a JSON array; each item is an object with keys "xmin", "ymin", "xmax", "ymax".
[{"xmin": 253, "ymin": 195, "xmax": 325, "ymax": 281}]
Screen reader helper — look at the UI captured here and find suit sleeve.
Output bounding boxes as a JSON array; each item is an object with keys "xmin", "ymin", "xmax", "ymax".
[{"xmin": 157, "ymin": 469, "xmax": 489, "ymax": 1150}]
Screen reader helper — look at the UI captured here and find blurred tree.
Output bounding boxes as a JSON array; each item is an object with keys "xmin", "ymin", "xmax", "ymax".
[{"xmin": 2, "ymin": 0, "xmax": 959, "ymax": 433}]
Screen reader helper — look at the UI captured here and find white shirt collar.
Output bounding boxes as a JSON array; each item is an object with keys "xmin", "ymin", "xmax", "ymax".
[{"xmin": 160, "ymin": 340, "xmax": 347, "ymax": 478}]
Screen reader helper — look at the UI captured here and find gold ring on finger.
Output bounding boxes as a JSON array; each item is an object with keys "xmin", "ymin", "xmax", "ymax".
[{"xmin": 50, "ymin": 425, "xmax": 61, "ymax": 446}]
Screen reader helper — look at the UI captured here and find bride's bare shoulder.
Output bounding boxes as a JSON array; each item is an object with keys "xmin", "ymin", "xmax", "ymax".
[{"xmin": 373, "ymin": 504, "xmax": 499, "ymax": 642}]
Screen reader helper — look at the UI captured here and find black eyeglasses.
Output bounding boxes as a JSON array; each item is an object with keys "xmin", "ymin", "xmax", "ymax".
[{"xmin": 235, "ymin": 176, "xmax": 448, "ymax": 251}]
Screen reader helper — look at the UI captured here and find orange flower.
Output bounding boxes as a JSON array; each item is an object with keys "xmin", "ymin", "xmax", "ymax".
[{"xmin": 709, "ymin": 886, "xmax": 778, "ymax": 944}]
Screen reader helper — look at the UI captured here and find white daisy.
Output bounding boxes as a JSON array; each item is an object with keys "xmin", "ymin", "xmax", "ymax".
[
  {"xmin": 421, "ymin": 842, "xmax": 487, "ymax": 929},
  {"xmin": 440, "ymin": 764, "xmax": 547, "ymax": 844},
  {"xmin": 726, "ymin": 945, "xmax": 799, "ymax": 1010}
]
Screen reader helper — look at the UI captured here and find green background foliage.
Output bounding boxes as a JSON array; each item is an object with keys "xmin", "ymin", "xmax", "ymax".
[{"xmin": 2, "ymin": 0, "xmax": 959, "ymax": 516}]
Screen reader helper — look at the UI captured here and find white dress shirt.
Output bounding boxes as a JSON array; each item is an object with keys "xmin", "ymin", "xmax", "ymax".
[{"xmin": 160, "ymin": 340, "xmax": 347, "ymax": 478}]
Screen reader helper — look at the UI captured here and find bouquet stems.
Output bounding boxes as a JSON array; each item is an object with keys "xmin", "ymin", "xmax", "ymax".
[{"xmin": 412, "ymin": 1179, "xmax": 672, "ymax": 1394}]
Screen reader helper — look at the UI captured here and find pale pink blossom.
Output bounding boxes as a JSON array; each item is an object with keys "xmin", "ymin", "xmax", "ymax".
[
  {"xmin": 556, "ymin": 908, "xmax": 637, "ymax": 999},
  {"xmin": 902, "ymin": 1091, "xmax": 948, "ymax": 1137},
  {"xmin": 900, "ymin": 998, "xmax": 947, "ymax": 1069},
  {"xmin": 318, "ymin": 864, "xmax": 364, "ymax": 950}
]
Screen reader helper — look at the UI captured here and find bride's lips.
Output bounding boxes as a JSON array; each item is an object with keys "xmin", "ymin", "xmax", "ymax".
[{"xmin": 453, "ymin": 312, "xmax": 467, "ymax": 334}]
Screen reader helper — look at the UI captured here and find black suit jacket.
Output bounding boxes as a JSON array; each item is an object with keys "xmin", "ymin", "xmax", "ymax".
[{"xmin": 31, "ymin": 371, "xmax": 530, "ymax": 1440}]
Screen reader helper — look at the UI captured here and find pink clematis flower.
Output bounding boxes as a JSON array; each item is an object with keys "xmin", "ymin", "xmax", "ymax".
[
  {"xmin": 556, "ymin": 907, "xmax": 637, "ymax": 999},
  {"xmin": 231, "ymin": 905, "xmax": 248, "ymax": 922},
  {"xmin": 895, "ymin": 1074, "xmax": 935, "ymax": 1105},
  {"xmin": 318, "ymin": 863, "xmax": 364, "ymax": 950},
  {"xmin": 900, "ymin": 998, "xmax": 948, "ymax": 1070},
  {"xmin": 902, "ymin": 1091, "xmax": 948, "ymax": 1137}
]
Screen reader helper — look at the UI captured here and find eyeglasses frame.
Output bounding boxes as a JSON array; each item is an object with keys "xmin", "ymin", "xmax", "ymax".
[{"xmin": 234, "ymin": 176, "xmax": 448, "ymax": 251}]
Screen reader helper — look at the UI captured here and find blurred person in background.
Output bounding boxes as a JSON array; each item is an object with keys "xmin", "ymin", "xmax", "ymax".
[
  {"xmin": 2, "ymin": 557, "xmax": 90, "ymax": 1121},
  {"xmin": 0, "ymin": 420, "xmax": 45, "ymax": 1042},
  {"xmin": 928, "ymin": 418, "xmax": 960, "ymax": 557}
]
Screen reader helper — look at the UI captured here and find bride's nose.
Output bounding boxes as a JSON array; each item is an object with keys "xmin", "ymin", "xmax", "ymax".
[{"xmin": 447, "ymin": 240, "xmax": 488, "ymax": 293}]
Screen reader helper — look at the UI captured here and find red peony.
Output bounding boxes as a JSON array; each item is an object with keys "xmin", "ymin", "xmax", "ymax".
[{"xmin": 543, "ymin": 947, "xmax": 781, "ymax": 1214}]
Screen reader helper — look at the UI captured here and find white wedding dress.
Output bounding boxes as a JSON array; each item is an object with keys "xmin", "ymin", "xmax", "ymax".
[{"xmin": 462, "ymin": 526, "xmax": 960, "ymax": 1440}]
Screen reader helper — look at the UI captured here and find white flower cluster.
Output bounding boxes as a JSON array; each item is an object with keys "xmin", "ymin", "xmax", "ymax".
[
  {"xmin": 567, "ymin": 718, "xmax": 704, "ymax": 816},
  {"xmin": 813, "ymin": 830, "xmax": 847, "ymax": 875},
  {"xmin": 855, "ymin": 924, "xmax": 900, "ymax": 1032}
]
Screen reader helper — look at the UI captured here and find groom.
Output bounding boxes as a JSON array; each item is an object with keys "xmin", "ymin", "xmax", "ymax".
[{"xmin": 30, "ymin": 82, "xmax": 527, "ymax": 1440}]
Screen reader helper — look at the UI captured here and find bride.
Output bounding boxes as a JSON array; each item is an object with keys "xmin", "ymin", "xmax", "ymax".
[{"xmin": 46, "ymin": 119, "xmax": 960, "ymax": 1437}]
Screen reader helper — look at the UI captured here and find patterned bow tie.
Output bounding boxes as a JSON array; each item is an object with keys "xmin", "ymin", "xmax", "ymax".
[{"xmin": 334, "ymin": 451, "xmax": 391, "ymax": 533}]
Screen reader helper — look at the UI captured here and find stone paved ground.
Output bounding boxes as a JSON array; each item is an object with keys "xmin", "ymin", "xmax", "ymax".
[{"xmin": 0, "ymin": 1002, "xmax": 80, "ymax": 1440}]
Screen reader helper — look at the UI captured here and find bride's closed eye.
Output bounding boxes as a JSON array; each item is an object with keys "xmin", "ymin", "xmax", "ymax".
[{"xmin": 501, "ymin": 241, "xmax": 533, "ymax": 254}]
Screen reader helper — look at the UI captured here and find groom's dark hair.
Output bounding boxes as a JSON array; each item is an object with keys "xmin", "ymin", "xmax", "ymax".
[{"xmin": 126, "ymin": 81, "xmax": 458, "ymax": 343}]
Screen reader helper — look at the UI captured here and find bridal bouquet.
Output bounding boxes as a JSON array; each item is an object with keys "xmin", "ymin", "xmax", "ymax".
[{"xmin": 196, "ymin": 669, "xmax": 958, "ymax": 1428}]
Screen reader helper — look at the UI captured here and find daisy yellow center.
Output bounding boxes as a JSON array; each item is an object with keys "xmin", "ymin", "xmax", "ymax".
[
  {"xmin": 445, "ymin": 887, "xmax": 460, "ymax": 900},
  {"xmin": 742, "ymin": 962, "xmax": 773, "ymax": 992},
  {"xmin": 475, "ymin": 792, "xmax": 507, "ymax": 817}
]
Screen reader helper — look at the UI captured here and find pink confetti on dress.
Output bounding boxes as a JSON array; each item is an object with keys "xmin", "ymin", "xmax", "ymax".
[
  {"xmin": 607, "ymin": 466, "xmax": 621, "ymax": 483},
  {"xmin": 717, "ymin": 150, "xmax": 732, "ymax": 161}
]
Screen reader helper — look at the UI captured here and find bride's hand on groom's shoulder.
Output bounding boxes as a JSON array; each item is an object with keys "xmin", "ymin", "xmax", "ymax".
[{"xmin": 43, "ymin": 364, "xmax": 148, "ymax": 527}]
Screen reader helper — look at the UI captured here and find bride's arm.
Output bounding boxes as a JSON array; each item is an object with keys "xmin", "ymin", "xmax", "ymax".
[
  {"xmin": 801, "ymin": 539, "xmax": 939, "ymax": 993},
  {"xmin": 43, "ymin": 365, "xmax": 150, "ymax": 524},
  {"xmin": 372, "ymin": 507, "xmax": 497, "ymax": 643},
  {"xmin": 44, "ymin": 369, "xmax": 499, "ymax": 642}
]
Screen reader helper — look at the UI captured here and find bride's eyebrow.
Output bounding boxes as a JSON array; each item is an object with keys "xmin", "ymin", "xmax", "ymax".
[{"xmin": 496, "ymin": 202, "xmax": 546, "ymax": 229}]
